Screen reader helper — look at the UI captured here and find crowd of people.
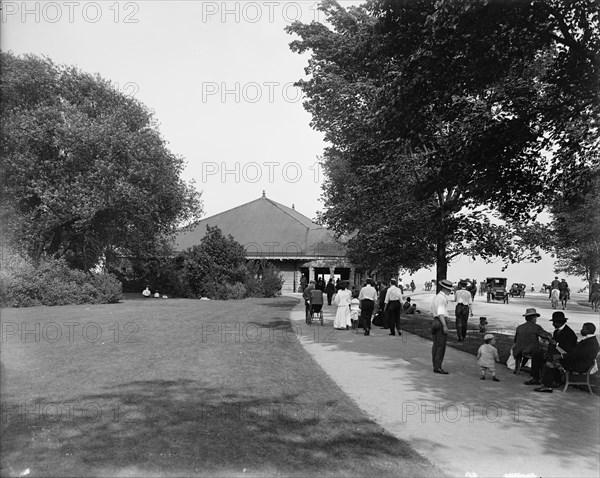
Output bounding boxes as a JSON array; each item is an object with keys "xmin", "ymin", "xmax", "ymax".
[{"xmin": 301, "ymin": 275, "xmax": 599, "ymax": 386}]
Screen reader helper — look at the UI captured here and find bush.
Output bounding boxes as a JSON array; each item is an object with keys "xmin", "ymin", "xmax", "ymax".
[
  {"xmin": 245, "ymin": 260, "xmax": 284, "ymax": 298},
  {"xmin": 0, "ymin": 252, "xmax": 123, "ymax": 307},
  {"xmin": 222, "ymin": 282, "xmax": 247, "ymax": 300}
]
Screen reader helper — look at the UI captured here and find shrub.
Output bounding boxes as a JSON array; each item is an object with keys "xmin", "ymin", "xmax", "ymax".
[
  {"xmin": 0, "ymin": 252, "xmax": 123, "ymax": 307},
  {"xmin": 245, "ymin": 260, "xmax": 284, "ymax": 298},
  {"xmin": 222, "ymin": 282, "xmax": 247, "ymax": 300}
]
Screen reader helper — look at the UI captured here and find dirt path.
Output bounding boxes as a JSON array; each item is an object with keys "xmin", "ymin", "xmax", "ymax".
[{"xmin": 288, "ymin": 295, "xmax": 600, "ymax": 478}]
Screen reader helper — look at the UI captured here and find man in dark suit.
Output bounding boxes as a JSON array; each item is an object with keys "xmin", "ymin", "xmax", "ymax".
[
  {"xmin": 534, "ymin": 323, "xmax": 600, "ymax": 393},
  {"xmin": 524, "ymin": 311, "xmax": 578, "ymax": 385}
]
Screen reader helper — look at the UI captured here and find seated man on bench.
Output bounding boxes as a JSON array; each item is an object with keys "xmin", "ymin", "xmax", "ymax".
[{"xmin": 534, "ymin": 323, "xmax": 600, "ymax": 393}]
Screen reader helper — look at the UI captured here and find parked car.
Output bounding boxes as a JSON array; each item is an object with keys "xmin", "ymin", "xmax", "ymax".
[
  {"xmin": 486, "ymin": 277, "xmax": 509, "ymax": 303},
  {"xmin": 509, "ymin": 283, "xmax": 526, "ymax": 298}
]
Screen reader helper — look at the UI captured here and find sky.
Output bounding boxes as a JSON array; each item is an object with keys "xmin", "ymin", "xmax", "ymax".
[{"xmin": 1, "ymin": 0, "xmax": 588, "ymax": 289}]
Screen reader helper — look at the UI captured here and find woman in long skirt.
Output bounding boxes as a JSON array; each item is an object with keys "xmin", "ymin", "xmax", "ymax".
[{"xmin": 333, "ymin": 281, "xmax": 352, "ymax": 329}]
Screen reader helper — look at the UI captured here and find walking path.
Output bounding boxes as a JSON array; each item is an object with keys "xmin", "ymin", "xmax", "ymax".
[{"xmin": 288, "ymin": 295, "xmax": 600, "ymax": 478}]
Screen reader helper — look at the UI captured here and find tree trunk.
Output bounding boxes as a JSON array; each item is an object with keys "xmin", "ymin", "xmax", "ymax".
[
  {"xmin": 589, "ymin": 266, "xmax": 597, "ymax": 301},
  {"xmin": 435, "ymin": 236, "xmax": 448, "ymax": 294}
]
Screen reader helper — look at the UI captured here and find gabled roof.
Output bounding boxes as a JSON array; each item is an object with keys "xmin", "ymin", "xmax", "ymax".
[{"xmin": 174, "ymin": 193, "xmax": 346, "ymax": 259}]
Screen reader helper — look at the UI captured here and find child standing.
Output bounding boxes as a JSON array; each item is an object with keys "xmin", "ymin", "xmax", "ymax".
[
  {"xmin": 350, "ymin": 291, "xmax": 361, "ymax": 329},
  {"xmin": 477, "ymin": 333, "xmax": 500, "ymax": 381}
]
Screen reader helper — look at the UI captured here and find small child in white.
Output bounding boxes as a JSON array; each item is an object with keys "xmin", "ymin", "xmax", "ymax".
[
  {"xmin": 477, "ymin": 333, "xmax": 500, "ymax": 381},
  {"xmin": 350, "ymin": 291, "xmax": 361, "ymax": 329}
]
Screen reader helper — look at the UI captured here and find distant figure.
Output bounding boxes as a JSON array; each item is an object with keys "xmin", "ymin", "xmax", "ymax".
[
  {"xmin": 325, "ymin": 278, "xmax": 336, "ymax": 306},
  {"xmin": 154, "ymin": 292, "xmax": 160, "ymax": 298},
  {"xmin": 142, "ymin": 286, "xmax": 151, "ymax": 298},
  {"xmin": 350, "ymin": 291, "xmax": 361, "ymax": 329},
  {"xmin": 410, "ymin": 280, "xmax": 416, "ymax": 293},
  {"xmin": 402, "ymin": 297, "xmax": 412, "ymax": 313},
  {"xmin": 299, "ymin": 275, "xmax": 307, "ymax": 293},
  {"xmin": 406, "ymin": 303, "xmax": 420, "ymax": 314},
  {"xmin": 549, "ymin": 276, "xmax": 560, "ymax": 298},
  {"xmin": 333, "ymin": 281, "xmax": 352, "ymax": 330}
]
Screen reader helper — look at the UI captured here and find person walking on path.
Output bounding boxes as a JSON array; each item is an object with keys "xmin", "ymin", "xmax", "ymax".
[
  {"xmin": 430, "ymin": 279, "xmax": 453, "ymax": 374},
  {"xmin": 358, "ymin": 278, "xmax": 377, "ymax": 336},
  {"xmin": 454, "ymin": 282, "xmax": 473, "ymax": 342},
  {"xmin": 332, "ymin": 281, "xmax": 352, "ymax": 330},
  {"xmin": 325, "ymin": 278, "xmax": 335, "ymax": 306},
  {"xmin": 384, "ymin": 279, "xmax": 403, "ymax": 336},
  {"xmin": 302, "ymin": 280, "xmax": 316, "ymax": 320},
  {"xmin": 477, "ymin": 334, "xmax": 501, "ymax": 381},
  {"xmin": 377, "ymin": 281, "xmax": 389, "ymax": 329}
]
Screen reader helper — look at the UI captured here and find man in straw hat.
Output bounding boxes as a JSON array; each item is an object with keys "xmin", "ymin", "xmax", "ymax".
[
  {"xmin": 430, "ymin": 279, "xmax": 454, "ymax": 374},
  {"xmin": 524, "ymin": 311, "xmax": 577, "ymax": 385},
  {"xmin": 512, "ymin": 308, "xmax": 549, "ymax": 374}
]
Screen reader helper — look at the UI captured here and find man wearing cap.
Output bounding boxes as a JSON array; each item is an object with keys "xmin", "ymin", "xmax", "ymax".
[
  {"xmin": 430, "ymin": 279, "xmax": 453, "ymax": 374},
  {"xmin": 513, "ymin": 308, "xmax": 549, "ymax": 373},
  {"xmin": 524, "ymin": 311, "xmax": 578, "ymax": 385},
  {"xmin": 385, "ymin": 279, "xmax": 403, "ymax": 336},
  {"xmin": 534, "ymin": 323, "xmax": 600, "ymax": 393}
]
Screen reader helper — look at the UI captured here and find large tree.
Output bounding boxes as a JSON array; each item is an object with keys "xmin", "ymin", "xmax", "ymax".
[
  {"xmin": 550, "ymin": 170, "xmax": 600, "ymax": 294},
  {"xmin": 0, "ymin": 52, "xmax": 202, "ymax": 271},
  {"xmin": 286, "ymin": 0, "xmax": 599, "ymax": 286}
]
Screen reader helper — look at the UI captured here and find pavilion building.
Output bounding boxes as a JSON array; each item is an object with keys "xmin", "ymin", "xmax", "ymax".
[{"xmin": 174, "ymin": 192, "xmax": 363, "ymax": 293}]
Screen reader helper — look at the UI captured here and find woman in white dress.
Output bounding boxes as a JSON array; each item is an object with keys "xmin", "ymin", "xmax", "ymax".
[{"xmin": 333, "ymin": 281, "xmax": 352, "ymax": 330}]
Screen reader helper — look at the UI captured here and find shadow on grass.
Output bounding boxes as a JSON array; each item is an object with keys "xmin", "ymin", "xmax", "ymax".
[{"xmin": 1, "ymin": 378, "xmax": 435, "ymax": 477}]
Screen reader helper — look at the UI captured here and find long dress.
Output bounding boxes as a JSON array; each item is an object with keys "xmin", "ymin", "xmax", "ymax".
[{"xmin": 333, "ymin": 289, "xmax": 352, "ymax": 329}]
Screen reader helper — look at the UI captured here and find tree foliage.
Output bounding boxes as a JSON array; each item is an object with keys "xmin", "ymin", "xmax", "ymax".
[
  {"xmin": 0, "ymin": 52, "xmax": 202, "ymax": 271},
  {"xmin": 286, "ymin": 0, "xmax": 599, "ymax": 284},
  {"xmin": 550, "ymin": 170, "xmax": 600, "ymax": 289}
]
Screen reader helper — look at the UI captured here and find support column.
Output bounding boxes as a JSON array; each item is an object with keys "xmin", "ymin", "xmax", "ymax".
[
  {"xmin": 350, "ymin": 267, "xmax": 355, "ymax": 285},
  {"xmin": 309, "ymin": 265, "xmax": 314, "ymax": 281},
  {"xmin": 329, "ymin": 267, "xmax": 335, "ymax": 280},
  {"xmin": 293, "ymin": 264, "xmax": 297, "ymax": 293}
]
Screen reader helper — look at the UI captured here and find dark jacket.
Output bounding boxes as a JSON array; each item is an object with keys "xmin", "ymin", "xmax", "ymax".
[
  {"xmin": 561, "ymin": 336, "xmax": 600, "ymax": 373},
  {"xmin": 513, "ymin": 321, "xmax": 547, "ymax": 357},
  {"xmin": 550, "ymin": 324, "xmax": 578, "ymax": 355}
]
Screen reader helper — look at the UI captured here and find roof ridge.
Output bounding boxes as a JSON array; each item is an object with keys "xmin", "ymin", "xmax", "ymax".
[
  {"xmin": 265, "ymin": 197, "xmax": 317, "ymax": 228},
  {"xmin": 192, "ymin": 197, "xmax": 264, "ymax": 224}
]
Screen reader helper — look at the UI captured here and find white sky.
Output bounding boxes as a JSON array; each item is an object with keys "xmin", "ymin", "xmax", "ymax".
[{"xmin": 1, "ymin": 0, "xmax": 588, "ymax": 289}]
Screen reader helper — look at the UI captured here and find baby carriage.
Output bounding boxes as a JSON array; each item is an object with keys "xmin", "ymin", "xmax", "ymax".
[{"xmin": 306, "ymin": 289, "xmax": 324, "ymax": 326}]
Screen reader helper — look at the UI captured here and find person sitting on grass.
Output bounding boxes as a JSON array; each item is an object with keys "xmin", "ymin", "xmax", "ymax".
[
  {"xmin": 478, "ymin": 334, "xmax": 500, "ymax": 381},
  {"xmin": 142, "ymin": 286, "xmax": 151, "ymax": 298},
  {"xmin": 402, "ymin": 297, "xmax": 412, "ymax": 313},
  {"xmin": 534, "ymin": 323, "xmax": 600, "ymax": 393},
  {"xmin": 406, "ymin": 303, "xmax": 420, "ymax": 314}
]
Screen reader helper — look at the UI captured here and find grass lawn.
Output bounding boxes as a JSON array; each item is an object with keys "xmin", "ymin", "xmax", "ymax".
[{"xmin": 1, "ymin": 296, "xmax": 442, "ymax": 477}]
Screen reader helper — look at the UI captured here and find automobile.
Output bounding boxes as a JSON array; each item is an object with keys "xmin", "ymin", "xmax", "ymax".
[
  {"xmin": 486, "ymin": 277, "xmax": 509, "ymax": 303},
  {"xmin": 509, "ymin": 283, "xmax": 526, "ymax": 298}
]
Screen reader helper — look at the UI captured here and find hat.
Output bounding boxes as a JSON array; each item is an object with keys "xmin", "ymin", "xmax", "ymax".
[
  {"xmin": 484, "ymin": 334, "xmax": 494, "ymax": 341},
  {"xmin": 551, "ymin": 311, "xmax": 567, "ymax": 324},
  {"xmin": 523, "ymin": 308, "xmax": 540, "ymax": 318},
  {"xmin": 439, "ymin": 279, "xmax": 453, "ymax": 290}
]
